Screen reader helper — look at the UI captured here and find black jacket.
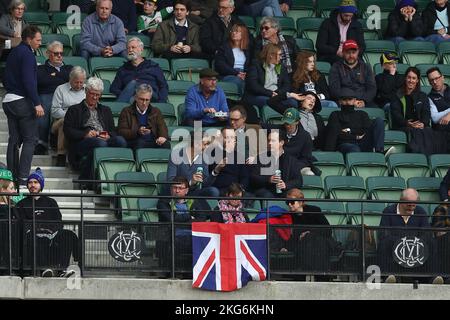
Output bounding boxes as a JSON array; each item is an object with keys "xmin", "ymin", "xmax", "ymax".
[
  {"xmin": 214, "ymin": 42, "xmax": 251, "ymax": 77},
  {"xmin": 208, "ymin": 149, "xmax": 250, "ymax": 192},
  {"xmin": 157, "ymin": 198, "xmax": 210, "ymax": 222},
  {"xmin": 390, "ymin": 90, "xmax": 431, "ymax": 131},
  {"xmin": 250, "ymin": 152, "xmax": 303, "ymax": 196},
  {"xmin": 37, "ymin": 60, "xmax": 73, "ymax": 95},
  {"xmin": 324, "ymin": 107, "xmax": 372, "ymax": 151},
  {"xmin": 375, "ymin": 70, "xmax": 405, "ymax": 107},
  {"xmin": 199, "ymin": 12, "xmax": 244, "ymax": 56},
  {"xmin": 16, "ymin": 196, "xmax": 63, "ymax": 233},
  {"xmin": 328, "ymin": 59, "xmax": 377, "ymax": 104},
  {"xmin": 385, "ymin": 7, "xmax": 423, "ymax": 38},
  {"xmin": 63, "ymin": 100, "xmax": 118, "ymax": 143},
  {"xmin": 253, "ymin": 34, "xmax": 297, "ymax": 74},
  {"xmin": 293, "ymin": 73, "xmax": 331, "ymax": 100},
  {"xmin": 422, "ymin": 1, "xmax": 450, "ymax": 36},
  {"xmin": 244, "ymin": 59, "xmax": 291, "ymax": 98},
  {"xmin": 316, "ymin": 9, "xmax": 365, "ymax": 64}
]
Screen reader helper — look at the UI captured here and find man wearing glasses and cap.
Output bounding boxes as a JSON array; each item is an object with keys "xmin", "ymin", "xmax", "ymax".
[{"xmin": 375, "ymin": 52, "xmax": 405, "ymax": 109}]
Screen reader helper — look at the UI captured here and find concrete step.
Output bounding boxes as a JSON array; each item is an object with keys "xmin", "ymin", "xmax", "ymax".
[
  {"xmin": 0, "ymin": 155, "xmax": 53, "ymax": 167},
  {"xmin": 62, "ymin": 212, "xmax": 116, "ymax": 222}
]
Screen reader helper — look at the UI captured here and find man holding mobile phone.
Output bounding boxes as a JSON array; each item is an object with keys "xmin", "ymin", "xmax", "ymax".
[{"xmin": 118, "ymin": 83, "xmax": 170, "ymax": 150}]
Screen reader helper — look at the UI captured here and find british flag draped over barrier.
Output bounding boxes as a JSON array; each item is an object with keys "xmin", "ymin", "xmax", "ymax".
[{"xmin": 192, "ymin": 222, "xmax": 268, "ymax": 291}]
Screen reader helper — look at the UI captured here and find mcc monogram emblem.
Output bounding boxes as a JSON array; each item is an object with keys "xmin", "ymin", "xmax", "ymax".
[
  {"xmin": 108, "ymin": 231, "xmax": 142, "ymax": 262},
  {"xmin": 393, "ymin": 237, "xmax": 428, "ymax": 268}
]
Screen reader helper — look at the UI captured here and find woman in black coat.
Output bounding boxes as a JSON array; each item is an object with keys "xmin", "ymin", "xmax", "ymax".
[{"xmin": 214, "ymin": 23, "xmax": 252, "ymax": 96}]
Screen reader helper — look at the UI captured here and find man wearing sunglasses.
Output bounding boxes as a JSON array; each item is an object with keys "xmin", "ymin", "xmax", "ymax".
[{"xmin": 36, "ymin": 41, "xmax": 73, "ymax": 156}]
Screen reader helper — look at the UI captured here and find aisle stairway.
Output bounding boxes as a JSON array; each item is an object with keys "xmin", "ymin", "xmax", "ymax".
[{"xmin": 0, "ymin": 98, "xmax": 116, "ymax": 222}]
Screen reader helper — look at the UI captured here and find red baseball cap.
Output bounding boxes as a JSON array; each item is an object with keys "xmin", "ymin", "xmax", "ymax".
[{"xmin": 343, "ymin": 39, "xmax": 359, "ymax": 51}]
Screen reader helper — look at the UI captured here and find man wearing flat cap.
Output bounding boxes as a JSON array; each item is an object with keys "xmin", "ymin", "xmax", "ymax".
[
  {"xmin": 316, "ymin": 0, "xmax": 365, "ymax": 65},
  {"xmin": 328, "ymin": 39, "xmax": 377, "ymax": 108},
  {"xmin": 183, "ymin": 68, "xmax": 229, "ymax": 126}
]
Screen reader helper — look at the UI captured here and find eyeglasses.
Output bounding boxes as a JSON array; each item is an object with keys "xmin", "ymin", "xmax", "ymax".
[
  {"xmin": 50, "ymin": 51, "xmax": 63, "ymax": 56},
  {"xmin": 285, "ymin": 200, "xmax": 297, "ymax": 206},
  {"xmin": 429, "ymin": 75, "xmax": 443, "ymax": 83},
  {"xmin": 261, "ymin": 26, "xmax": 272, "ymax": 31},
  {"xmin": 230, "ymin": 117, "xmax": 241, "ymax": 121}
]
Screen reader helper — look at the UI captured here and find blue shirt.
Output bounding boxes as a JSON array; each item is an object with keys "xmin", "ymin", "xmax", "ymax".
[{"xmin": 184, "ymin": 84, "xmax": 229, "ymax": 125}]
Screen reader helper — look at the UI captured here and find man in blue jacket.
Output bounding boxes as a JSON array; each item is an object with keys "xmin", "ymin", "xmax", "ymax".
[
  {"xmin": 110, "ymin": 37, "xmax": 168, "ymax": 103},
  {"xmin": 80, "ymin": 0, "xmax": 127, "ymax": 60},
  {"xmin": 183, "ymin": 68, "xmax": 229, "ymax": 126},
  {"xmin": 2, "ymin": 25, "xmax": 44, "ymax": 188}
]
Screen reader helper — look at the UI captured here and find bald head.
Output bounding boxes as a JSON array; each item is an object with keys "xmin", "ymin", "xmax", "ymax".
[{"xmin": 400, "ymin": 188, "xmax": 420, "ymax": 201}]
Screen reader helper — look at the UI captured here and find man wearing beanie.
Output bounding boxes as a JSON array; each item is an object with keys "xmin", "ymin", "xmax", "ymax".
[
  {"xmin": 385, "ymin": 0, "xmax": 425, "ymax": 45},
  {"xmin": 16, "ymin": 168, "xmax": 79, "ymax": 277},
  {"xmin": 316, "ymin": 0, "xmax": 365, "ymax": 64}
]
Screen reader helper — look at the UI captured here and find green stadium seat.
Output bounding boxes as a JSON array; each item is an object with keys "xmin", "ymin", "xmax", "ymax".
[
  {"xmin": 346, "ymin": 152, "xmax": 388, "ymax": 182},
  {"xmin": 316, "ymin": 0, "xmax": 341, "ymax": 18},
  {"xmin": 106, "ymin": 101, "xmax": 128, "ymax": 126},
  {"xmin": 152, "ymin": 102, "xmax": 177, "ymax": 126},
  {"xmin": 407, "ymin": 177, "xmax": 441, "ymax": 202},
  {"xmin": 398, "ymin": 41, "xmax": 438, "ymax": 66},
  {"xmin": 115, "ymin": 171, "xmax": 156, "ymax": 221},
  {"xmin": 256, "ymin": 16, "xmax": 297, "ymax": 37},
  {"xmin": 360, "ymin": 108, "xmax": 386, "ymax": 126},
  {"xmin": 167, "ymin": 80, "xmax": 194, "ymax": 111},
  {"xmin": 72, "ymin": 33, "xmax": 81, "ymax": 56},
  {"xmin": 384, "ymin": 130, "xmax": 407, "ymax": 153},
  {"xmin": 429, "ymin": 154, "xmax": 450, "ymax": 178},
  {"xmin": 288, "ymin": 0, "xmax": 315, "ymax": 19},
  {"xmin": 24, "ymin": 0, "xmax": 48, "ymax": 11},
  {"xmin": 388, "ymin": 153, "xmax": 430, "ymax": 180},
  {"xmin": 171, "ymin": 58, "xmax": 209, "ymax": 82},
  {"xmin": 296, "ymin": 17, "xmax": 324, "ymax": 45},
  {"xmin": 421, "ymin": 85, "xmax": 432, "ymax": 94},
  {"xmin": 315, "ymin": 61, "xmax": 331, "ymax": 81},
  {"xmin": 358, "ymin": 19, "xmax": 380, "ymax": 40},
  {"xmin": 317, "ymin": 106, "xmax": 335, "ymax": 123},
  {"xmin": 301, "ymin": 175, "xmax": 324, "ymax": 199},
  {"xmin": 93, "ymin": 147, "xmax": 136, "ymax": 194},
  {"xmin": 36, "ymin": 55, "xmax": 46, "ymax": 65},
  {"xmin": 346, "ymin": 201, "xmax": 386, "ymax": 226},
  {"xmin": 312, "ymin": 151, "xmax": 346, "ymax": 177},
  {"xmin": 363, "ymin": 40, "xmax": 396, "ymax": 67},
  {"xmin": 138, "ymin": 198, "xmax": 159, "ymax": 222},
  {"xmin": 261, "ymin": 105, "xmax": 282, "ymax": 124},
  {"xmin": 324, "ymin": 176, "xmax": 367, "ymax": 200},
  {"xmin": 23, "ymin": 11, "xmax": 52, "ymax": 33},
  {"xmin": 100, "ymin": 80, "xmax": 116, "ymax": 102},
  {"xmin": 244, "ymin": 200, "xmax": 262, "ymax": 221},
  {"xmin": 52, "ymin": 12, "xmax": 87, "ymax": 47},
  {"xmin": 217, "ymin": 81, "xmax": 241, "ymax": 100},
  {"xmin": 295, "ymin": 38, "xmax": 315, "ymax": 52},
  {"xmin": 238, "ymin": 16, "xmax": 256, "ymax": 35},
  {"xmin": 366, "ymin": 176, "xmax": 406, "ymax": 201},
  {"xmin": 136, "ymin": 148, "xmax": 171, "ymax": 178},
  {"xmin": 359, "ymin": 0, "xmax": 394, "ymax": 19},
  {"xmin": 64, "ymin": 56, "xmax": 89, "ymax": 73},
  {"xmin": 90, "ymin": 57, "xmax": 126, "ymax": 83},
  {"xmin": 177, "ymin": 103, "xmax": 185, "ymax": 125},
  {"xmin": 156, "ymin": 171, "xmax": 167, "ymax": 195},
  {"xmin": 416, "ymin": 63, "xmax": 450, "ymax": 86},
  {"xmin": 39, "ymin": 33, "xmax": 72, "ymax": 56},
  {"xmin": 373, "ymin": 63, "xmax": 410, "ymax": 75},
  {"xmin": 150, "ymin": 57, "xmax": 171, "ymax": 80},
  {"xmin": 438, "ymin": 41, "xmax": 450, "ymax": 64}
]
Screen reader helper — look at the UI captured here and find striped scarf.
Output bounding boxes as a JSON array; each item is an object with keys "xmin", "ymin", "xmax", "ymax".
[
  {"xmin": 219, "ymin": 200, "xmax": 246, "ymax": 224},
  {"xmin": 263, "ymin": 34, "xmax": 293, "ymax": 73}
]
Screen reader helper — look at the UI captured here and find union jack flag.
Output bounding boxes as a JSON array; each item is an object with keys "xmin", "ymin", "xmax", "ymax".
[{"xmin": 192, "ymin": 222, "xmax": 267, "ymax": 291}]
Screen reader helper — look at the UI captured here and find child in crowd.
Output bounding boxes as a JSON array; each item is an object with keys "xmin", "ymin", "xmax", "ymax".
[
  {"xmin": 137, "ymin": 0, "xmax": 173, "ymax": 39},
  {"xmin": 375, "ymin": 52, "xmax": 404, "ymax": 109},
  {"xmin": 211, "ymin": 183, "xmax": 249, "ymax": 223}
]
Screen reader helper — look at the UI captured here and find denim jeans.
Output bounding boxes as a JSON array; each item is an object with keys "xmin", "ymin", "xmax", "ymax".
[
  {"xmin": 247, "ymin": 0, "xmax": 283, "ymax": 17},
  {"xmin": 388, "ymin": 36, "xmax": 425, "ymax": 47},
  {"xmin": 337, "ymin": 117, "xmax": 385, "ymax": 154},
  {"xmin": 425, "ymin": 34, "xmax": 450, "ymax": 44},
  {"xmin": 221, "ymin": 75, "xmax": 245, "ymax": 96},
  {"xmin": 2, "ymin": 98, "xmax": 38, "ymax": 182},
  {"xmin": 127, "ymin": 133, "xmax": 170, "ymax": 150}
]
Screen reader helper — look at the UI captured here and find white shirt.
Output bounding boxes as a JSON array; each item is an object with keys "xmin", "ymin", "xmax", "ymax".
[{"xmin": 396, "ymin": 204, "xmax": 414, "ymax": 224}]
